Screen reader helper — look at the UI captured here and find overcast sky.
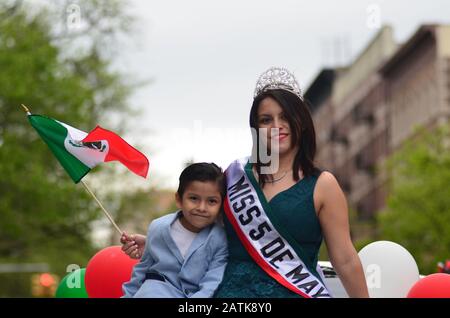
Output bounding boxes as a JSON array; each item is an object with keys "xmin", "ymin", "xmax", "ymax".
[{"xmin": 113, "ymin": 0, "xmax": 449, "ymax": 189}]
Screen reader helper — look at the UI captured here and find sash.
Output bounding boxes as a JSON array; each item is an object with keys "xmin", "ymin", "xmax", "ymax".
[{"xmin": 224, "ymin": 158, "xmax": 332, "ymax": 298}]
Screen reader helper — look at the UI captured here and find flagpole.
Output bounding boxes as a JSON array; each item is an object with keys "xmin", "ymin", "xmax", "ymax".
[
  {"xmin": 21, "ymin": 104, "xmax": 31, "ymax": 115},
  {"xmin": 21, "ymin": 104, "xmax": 123, "ymax": 236},
  {"xmin": 80, "ymin": 180, "xmax": 123, "ymax": 235}
]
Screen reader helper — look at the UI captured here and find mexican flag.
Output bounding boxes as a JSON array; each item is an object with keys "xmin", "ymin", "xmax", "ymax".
[{"xmin": 28, "ymin": 114, "xmax": 149, "ymax": 183}]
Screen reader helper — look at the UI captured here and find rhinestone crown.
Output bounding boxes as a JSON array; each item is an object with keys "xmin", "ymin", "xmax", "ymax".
[{"xmin": 254, "ymin": 67, "xmax": 303, "ymax": 100}]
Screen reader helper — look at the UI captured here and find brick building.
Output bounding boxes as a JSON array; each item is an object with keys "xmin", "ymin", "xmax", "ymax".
[{"xmin": 305, "ymin": 25, "xmax": 450, "ymax": 221}]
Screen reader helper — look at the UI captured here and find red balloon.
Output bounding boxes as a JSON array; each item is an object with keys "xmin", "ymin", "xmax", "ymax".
[
  {"xmin": 85, "ymin": 246, "xmax": 138, "ymax": 298},
  {"xmin": 407, "ymin": 273, "xmax": 450, "ymax": 298}
]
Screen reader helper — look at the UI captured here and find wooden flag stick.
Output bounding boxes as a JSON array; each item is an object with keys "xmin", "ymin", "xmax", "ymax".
[
  {"xmin": 21, "ymin": 104, "xmax": 31, "ymax": 115},
  {"xmin": 80, "ymin": 180, "xmax": 123, "ymax": 235},
  {"xmin": 21, "ymin": 104, "xmax": 123, "ymax": 236}
]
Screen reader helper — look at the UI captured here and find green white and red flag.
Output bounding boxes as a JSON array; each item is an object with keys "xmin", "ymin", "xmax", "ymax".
[{"xmin": 28, "ymin": 113, "xmax": 149, "ymax": 183}]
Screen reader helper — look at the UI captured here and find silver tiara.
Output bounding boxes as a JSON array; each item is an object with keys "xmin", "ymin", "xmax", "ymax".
[{"xmin": 254, "ymin": 67, "xmax": 303, "ymax": 100}]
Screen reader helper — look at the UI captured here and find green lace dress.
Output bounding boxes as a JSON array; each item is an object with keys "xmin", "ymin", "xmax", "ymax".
[{"xmin": 215, "ymin": 167, "xmax": 324, "ymax": 298}]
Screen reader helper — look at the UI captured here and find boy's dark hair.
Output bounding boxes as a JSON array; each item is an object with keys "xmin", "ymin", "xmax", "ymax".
[{"xmin": 177, "ymin": 162, "xmax": 226, "ymax": 199}]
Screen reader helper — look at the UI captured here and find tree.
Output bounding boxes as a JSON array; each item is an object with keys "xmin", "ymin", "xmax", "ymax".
[
  {"xmin": 0, "ymin": 0, "xmax": 137, "ymax": 296},
  {"xmin": 377, "ymin": 124, "xmax": 450, "ymax": 274},
  {"xmin": 113, "ymin": 187, "xmax": 178, "ymax": 245}
]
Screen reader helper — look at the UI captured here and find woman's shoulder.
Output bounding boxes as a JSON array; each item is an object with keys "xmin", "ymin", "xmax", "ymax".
[
  {"xmin": 314, "ymin": 170, "xmax": 345, "ymax": 208},
  {"xmin": 316, "ymin": 170, "xmax": 339, "ymax": 186},
  {"xmin": 314, "ymin": 170, "xmax": 342, "ymax": 198},
  {"xmin": 309, "ymin": 171, "xmax": 338, "ymax": 215}
]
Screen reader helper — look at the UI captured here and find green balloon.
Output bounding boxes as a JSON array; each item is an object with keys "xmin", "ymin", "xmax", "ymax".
[{"xmin": 55, "ymin": 268, "xmax": 88, "ymax": 298}]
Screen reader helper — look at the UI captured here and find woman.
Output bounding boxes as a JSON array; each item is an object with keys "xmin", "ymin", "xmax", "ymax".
[{"xmin": 122, "ymin": 67, "xmax": 369, "ymax": 298}]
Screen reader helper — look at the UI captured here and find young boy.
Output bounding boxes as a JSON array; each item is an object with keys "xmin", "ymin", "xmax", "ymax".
[{"xmin": 122, "ymin": 162, "xmax": 228, "ymax": 298}]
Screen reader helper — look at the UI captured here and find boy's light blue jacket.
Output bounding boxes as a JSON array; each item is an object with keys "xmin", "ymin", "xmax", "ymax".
[{"xmin": 122, "ymin": 211, "xmax": 228, "ymax": 298}]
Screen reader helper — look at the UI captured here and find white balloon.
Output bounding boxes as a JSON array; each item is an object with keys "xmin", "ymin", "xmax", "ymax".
[{"xmin": 358, "ymin": 241, "xmax": 420, "ymax": 298}]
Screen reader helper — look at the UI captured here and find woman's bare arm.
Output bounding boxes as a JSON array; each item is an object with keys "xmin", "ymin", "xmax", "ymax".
[{"xmin": 315, "ymin": 172, "xmax": 369, "ymax": 298}]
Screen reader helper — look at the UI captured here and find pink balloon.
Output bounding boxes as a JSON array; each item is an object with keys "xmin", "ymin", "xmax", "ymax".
[
  {"xmin": 407, "ymin": 273, "xmax": 450, "ymax": 298},
  {"xmin": 85, "ymin": 246, "xmax": 138, "ymax": 298}
]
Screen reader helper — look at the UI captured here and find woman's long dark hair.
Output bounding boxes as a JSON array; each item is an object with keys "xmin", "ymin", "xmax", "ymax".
[{"xmin": 249, "ymin": 89, "xmax": 319, "ymax": 187}]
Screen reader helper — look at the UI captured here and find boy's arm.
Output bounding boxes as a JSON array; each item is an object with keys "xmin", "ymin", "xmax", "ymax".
[
  {"xmin": 189, "ymin": 234, "xmax": 228, "ymax": 298},
  {"xmin": 122, "ymin": 225, "xmax": 155, "ymax": 298}
]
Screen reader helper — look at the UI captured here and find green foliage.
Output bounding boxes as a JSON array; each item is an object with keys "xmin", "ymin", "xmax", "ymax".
[
  {"xmin": 0, "ymin": 0, "xmax": 136, "ymax": 296},
  {"xmin": 114, "ymin": 187, "xmax": 177, "ymax": 240},
  {"xmin": 377, "ymin": 125, "xmax": 450, "ymax": 274}
]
